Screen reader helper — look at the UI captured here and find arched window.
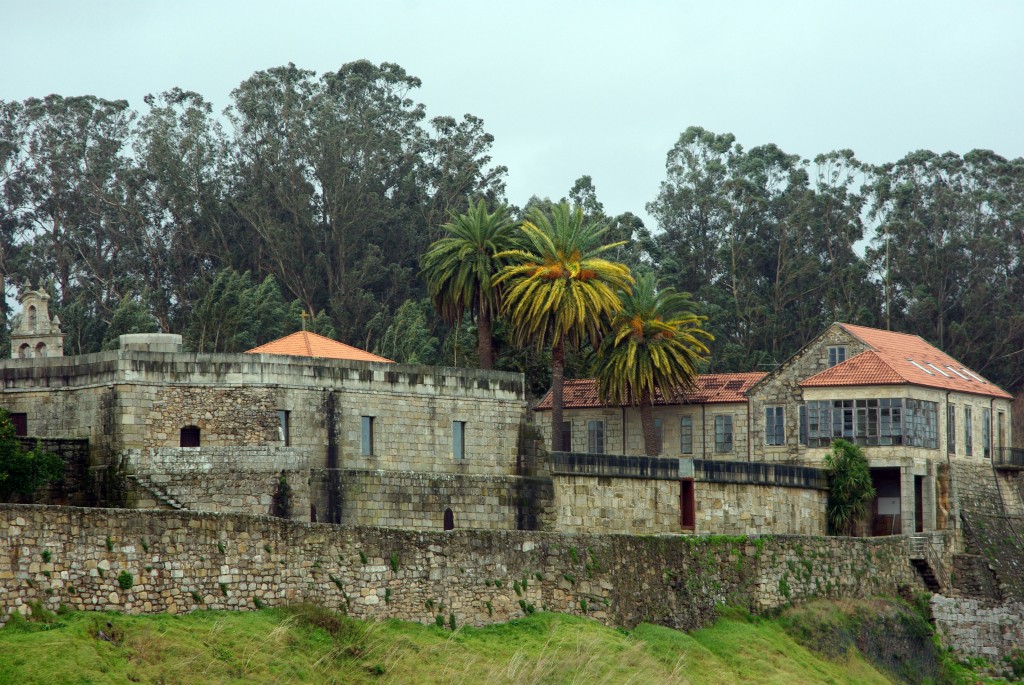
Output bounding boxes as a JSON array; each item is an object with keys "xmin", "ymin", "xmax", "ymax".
[
  {"xmin": 18, "ymin": 344, "xmax": 29, "ymax": 359},
  {"xmin": 180, "ymin": 425, "xmax": 201, "ymax": 447},
  {"xmin": 27, "ymin": 305, "xmax": 37, "ymax": 330},
  {"xmin": 35, "ymin": 342, "xmax": 47, "ymax": 358},
  {"xmin": 443, "ymin": 508, "xmax": 455, "ymax": 531}
]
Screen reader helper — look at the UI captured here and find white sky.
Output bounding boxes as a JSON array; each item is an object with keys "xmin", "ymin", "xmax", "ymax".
[{"xmin": 3, "ymin": 1, "xmax": 1023, "ymax": 229}]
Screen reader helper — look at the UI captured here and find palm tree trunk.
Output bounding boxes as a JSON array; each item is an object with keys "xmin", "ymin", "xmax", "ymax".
[
  {"xmin": 640, "ymin": 394, "xmax": 657, "ymax": 456},
  {"xmin": 477, "ymin": 291, "xmax": 493, "ymax": 370},
  {"xmin": 551, "ymin": 338, "xmax": 564, "ymax": 453}
]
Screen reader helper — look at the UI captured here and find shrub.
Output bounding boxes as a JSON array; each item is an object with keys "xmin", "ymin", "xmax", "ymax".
[
  {"xmin": 117, "ymin": 571, "xmax": 133, "ymax": 590},
  {"xmin": 824, "ymin": 439, "xmax": 876, "ymax": 535},
  {"xmin": 0, "ymin": 409, "xmax": 63, "ymax": 501}
]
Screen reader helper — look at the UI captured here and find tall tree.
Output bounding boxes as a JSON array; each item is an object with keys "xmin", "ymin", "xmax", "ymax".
[
  {"xmin": 496, "ymin": 202, "xmax": 633, "ymax": 451},
  {"xmin": 595, "ymin": 273, "xmax": 711, "ymax": 456},
  {"xmin": 421, "ymin": 200, "xmax": 517, "ymax": 369}
]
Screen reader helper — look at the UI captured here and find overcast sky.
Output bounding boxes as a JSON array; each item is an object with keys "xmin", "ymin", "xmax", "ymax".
[{"xmin": 3, "ymin": 1, "xmax": 1023, "ymax": 229}]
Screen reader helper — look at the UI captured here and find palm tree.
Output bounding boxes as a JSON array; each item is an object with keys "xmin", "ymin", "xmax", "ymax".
[
  {"xmin": 496, "ymin": 201, "xmax": 633, "ymax": 452},
  {"xmin": 420, "ymin": 200, "xmax": 517, "ymax": 369},
  {"xmin": 596, "ymin": 273, "xmax": 712, "ymax": 456}
]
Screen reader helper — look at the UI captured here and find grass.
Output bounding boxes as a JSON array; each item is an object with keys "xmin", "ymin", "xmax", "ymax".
[{"xmin": 0, "ymin": 602, "xmax": 947, "ymax": 684}]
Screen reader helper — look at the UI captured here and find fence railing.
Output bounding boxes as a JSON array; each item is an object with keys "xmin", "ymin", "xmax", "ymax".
[
  {"xmin": 994, "ymin": 447, "xmax": 1024, "ymax": 469},
  {"xmin": 550, "ymin": 452, "xmax": 828, "ymax": 489}
]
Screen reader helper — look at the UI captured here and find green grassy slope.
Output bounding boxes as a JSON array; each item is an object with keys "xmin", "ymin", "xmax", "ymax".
[{"xmin": 0, "ymin": 602, "xmax": 967, "ymax": 685}]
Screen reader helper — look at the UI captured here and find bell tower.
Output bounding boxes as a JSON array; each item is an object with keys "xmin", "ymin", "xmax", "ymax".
[{"xmin": 11, "ymin": 283, "xmax": 64, "ymax": 359}]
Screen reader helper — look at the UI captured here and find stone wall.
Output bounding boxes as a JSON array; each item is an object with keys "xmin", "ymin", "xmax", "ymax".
[
  {"xmin": 310, "ymin": 470, "xmax": 555, "ymax": 531},
  {"xmin": 0, "ymin": 504, "xmax": 923, "ymax": 632},
  {"xmin": 551, "ymin": 476, "xmax": 827, "ymax": 536},
  {"xmin": 949, "ymin": 461, "xmax": 1024, "ymax": 600},
  {"xmin": 17, "ymin": 437, "xmax": 91, "ymax": 507},
  {"xmin": 931, "ymin": 595, "xmax": 1024, "ymax": 661}
]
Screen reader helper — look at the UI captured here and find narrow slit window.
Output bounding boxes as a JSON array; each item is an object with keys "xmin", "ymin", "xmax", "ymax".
[
  {"xmin": 361, "ymin": 416, "xmax": 374, "ymax": 456},
  {"xmin": 278, "ymin": 410, "xmax": 290, "ymax": 446},
  {"xmin": 680, "ymin": 416, "xmax": 694, "ymax": 454},
  {"xmin": 453, "ymin": 421, "xmax": 466, "ymax": 460}
]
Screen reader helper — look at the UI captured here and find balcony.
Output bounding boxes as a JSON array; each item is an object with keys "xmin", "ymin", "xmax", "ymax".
[{"xmin": 994, "ymin": 447, "xmax": 1024, "ymax": 470}]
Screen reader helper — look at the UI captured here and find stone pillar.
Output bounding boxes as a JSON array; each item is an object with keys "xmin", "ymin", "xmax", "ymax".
[{"xmin": 900, "ymin": 465, "xmax": 916, "ymax": 534}]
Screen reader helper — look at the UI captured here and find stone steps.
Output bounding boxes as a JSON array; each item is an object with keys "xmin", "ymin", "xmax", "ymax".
[{"xmin": 128, "ymin": 474, "xmax": 185, "ymax": 510}]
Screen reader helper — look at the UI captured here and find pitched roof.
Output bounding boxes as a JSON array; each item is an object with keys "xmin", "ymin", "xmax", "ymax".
[
  {"xmin": 799, "ymin": 323, "xmax": 1011, "ymax": 399},
  {"xmin": 534, "ymin": 372, "xmax": 766, "ymax": 410},
  {"xmin": 245, "ymin": 331, "xmax": 394, "ymax": 363}
]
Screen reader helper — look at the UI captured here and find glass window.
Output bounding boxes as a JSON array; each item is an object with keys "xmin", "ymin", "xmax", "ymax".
[
  {"xmin": 680, "ymin": 416, "xmax": 694, "ymax": 454},
  {"xmin": 805, "ymin": 397, "xmax": 937, "ymax": 449},
  {"xmin": 983, "ymin": 408, "xmax": 991, "ymax": 458},
  {"xmin": 998, "ymin": 411, "xmax": 1006, "ymax": 452},
  {"xmin": 453, "ymin": 421, "xmax": 466, "ymax": 459},
  {"xmin": 827, "ymin": 346, "xmax": 847, "ymax": 367},
  {"xmin": 278, "ymin": 410, "xmax": 290, "ymax": 446},
  {"xmin": 799, "ymin": 405, "xmax": 807, "ymax": 445},
  {"xmin": 714, "ymin": 415, "xmax": 733, "ymax": 453},
  {"xmin": 361, "ymin": 416, "xmax": 374, "ymax": 456},
  {"xmin": 965, "ymin": 406, "xmax": 973, "ymax": 457},
  {"xmin": 946, "ymin": 404, "xmax": 955, "ymax": 455},
  {"xmin": 587, "ymin": 420, "xmax": 605, "ymax": 454},
  {"xmin": 765, "ymin": 407, "xmax": 784, "ymax": 445}
]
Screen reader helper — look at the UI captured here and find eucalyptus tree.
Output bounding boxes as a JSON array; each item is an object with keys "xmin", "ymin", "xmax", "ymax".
[
  {"xmin": 595, "ymin": 273, "xmax": 711, "ymax": 456},
  {"xmin": 496, "ymin": 202, "xmax": 633, "ymax": 451}
]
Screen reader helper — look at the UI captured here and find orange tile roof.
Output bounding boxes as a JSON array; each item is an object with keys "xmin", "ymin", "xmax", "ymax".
[
  {"xmin": 245, "ymin": 331, "xmax": 393, "ymax": 363},
  {"xmin": 534, "ymin": 372, "xmax": 766, "ymax": 410},
  {"xmin": 799, "ymin": 323, "xmax": 1011, "ymax": 399}
]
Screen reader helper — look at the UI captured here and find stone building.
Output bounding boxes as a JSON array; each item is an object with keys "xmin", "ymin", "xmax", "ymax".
[
  {"xmin": 0, "ymin": 330, "xmax": 539, "ymax": 531},
  {"xmin": 534, "ymin": 322, "xmax": 1015, "ymax": 538}
]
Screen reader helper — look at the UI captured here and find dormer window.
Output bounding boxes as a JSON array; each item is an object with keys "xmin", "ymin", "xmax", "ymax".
[{"xmin": 827, "ymin": 346, "xmax": 847, "ymax": 367}]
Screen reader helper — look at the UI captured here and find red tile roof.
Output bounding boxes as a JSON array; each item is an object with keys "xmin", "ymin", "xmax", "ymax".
[
  {"xmin": 799, "ymin": 323, "xmax": 1011, "ymax": 399},
  {"xmin": 534, "ymin": 372, "xmax": 766, "ymax": 410},
  {"xmin": 245, "ymin": 331, "xmax": 393, "ymax": 363}
]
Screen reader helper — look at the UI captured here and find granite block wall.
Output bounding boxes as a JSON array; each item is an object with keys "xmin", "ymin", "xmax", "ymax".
[
  {"xmin": 931, "ymin": 596, "xmax": 1024, "ymax": 661},
  {"xmin": 551, "ymin": 476, "xmax": 827, "ymax": 535},
  {"xmin": 0, "ymin": 504, "xmax": 923, "ymax": 633}
]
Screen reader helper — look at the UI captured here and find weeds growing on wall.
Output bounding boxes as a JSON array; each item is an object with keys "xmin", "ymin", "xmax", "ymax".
[{"xmin": 272, "ymin": 472, "xmax": 292, "ymax": 518}]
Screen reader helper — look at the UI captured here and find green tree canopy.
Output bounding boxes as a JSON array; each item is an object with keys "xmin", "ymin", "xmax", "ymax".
[
  {"xmin": 496, "ymin": 201, "xmax": 633, "ymax": 451},
  {"xmin": 421, "ymin": 200, "xmax": 517, "ymax": 369},
  {"xmin": 596, "ymin": 273, "xmax": 712, "ymax": 456},
  {"xmin": 823, "ymin": 439, "xmax": 876, "ymax": 536}
]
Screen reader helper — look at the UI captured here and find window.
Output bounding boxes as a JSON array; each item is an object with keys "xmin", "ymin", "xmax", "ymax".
[
  {"xmin": 714, "ymin": 415, "xmax": 733, "ymax": 453},
  {"xmin": 587, "ymin": 420, "xmax": 605, "ymax": 454},
  {"xmin": 765, "ymin": 407, "xmax": 784, "ymax": 445},
  {"xmin": 653, "ymin": 418, "xmax": 664, "ymax": 455},
  {"xmin": 560, "ymin": 421, "xmax": 572, "ymax": 452},
  {"xmin": 453, "ymin": 421, "xmax": 466, "ymax": 459},
  {"xmin": 799, "ymin": 405, "xmax": 807, "ymax": 445},
  {"xmin": 805, "ymin": 398, "xmax": 938, "ymax": 449},
  {"xmin": 443, "ymin": 508, "xmax": 455, "ymax": 531},
  {"xmin": 827, "ymin": 346, "xmax": 847, "ymax": 367},
  {"xmin": 278, "ymin": 410, "xmax": 290, "ymax": 446},
  {"xmin": 679, "ymin": 479, "xmax": 695, "ymax": 530},
  {"xmin": 946, "ymin": 404, "xmax": 955, "ymax": 455},
  {"xmin": 180, "ymin": 426, "xmax": 200, "ymax": 447},
  {"xmin": 965, "ymin": 406, "xmax": 973, "ymax": 457},
  {"xmin": 8, "ymin": 413, "xmax": 27, "ymax": 436},
  {"xmin": 679, "ymin": 416, "xmax": 694, "ymax": 454},
  {"xmin": 998, "ymin": 411, "xmax": 1006, "ymax": 452},
  {"xmin": 361, "ymin": 416, "xmax": 374, "ymax": 456},
  {"xmin": 982, "ymin": 408, "xmax": 991, "ymax": 459}
]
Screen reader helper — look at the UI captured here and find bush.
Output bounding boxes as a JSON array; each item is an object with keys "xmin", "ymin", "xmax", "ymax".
[
  {"xmin": 0, "ymin": 409, "xmax": 63, "ymax": 502},
  {"xmin": 824, "ymin": 439, "xmax": 875, "ymax": 535}
]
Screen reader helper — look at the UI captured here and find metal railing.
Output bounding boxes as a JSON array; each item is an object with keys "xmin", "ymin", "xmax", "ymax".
[
  {"xmin": 908, "ymin": 532, "xmax": 951, "ymax": 591},
  {"xmin": 550, "ymin": 451, "xmax": 828, "ymax": 489},
  {"xmin": 994, "ymin": 447, "xmax": 1024, "ymax": 469}
]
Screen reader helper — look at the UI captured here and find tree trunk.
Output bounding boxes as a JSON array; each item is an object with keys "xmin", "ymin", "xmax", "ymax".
[
  {"xmin": 640, "ymin": 395, "xmax": 658, "ymax": 456},
  {"xmin": 550, "ymin": 339, "xmax": 564, "ymax": 453},
  {"xmin": 477, "ymin": 290, "xmax": 493, "ymax": 370}
]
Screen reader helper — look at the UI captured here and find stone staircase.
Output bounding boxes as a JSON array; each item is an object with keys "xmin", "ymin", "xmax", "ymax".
[
  {"xmin": 908, "ymin": 534, "xmax": 949, "ymax": 593},
  {"xmin": 128, "ymin": 474, "xmax": 185, "ymax": 510}
]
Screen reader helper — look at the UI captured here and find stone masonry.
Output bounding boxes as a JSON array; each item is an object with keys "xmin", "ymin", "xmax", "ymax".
[{"xmin": 0, "ymin": 504, "xmax": 924, "ymax": 633}]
